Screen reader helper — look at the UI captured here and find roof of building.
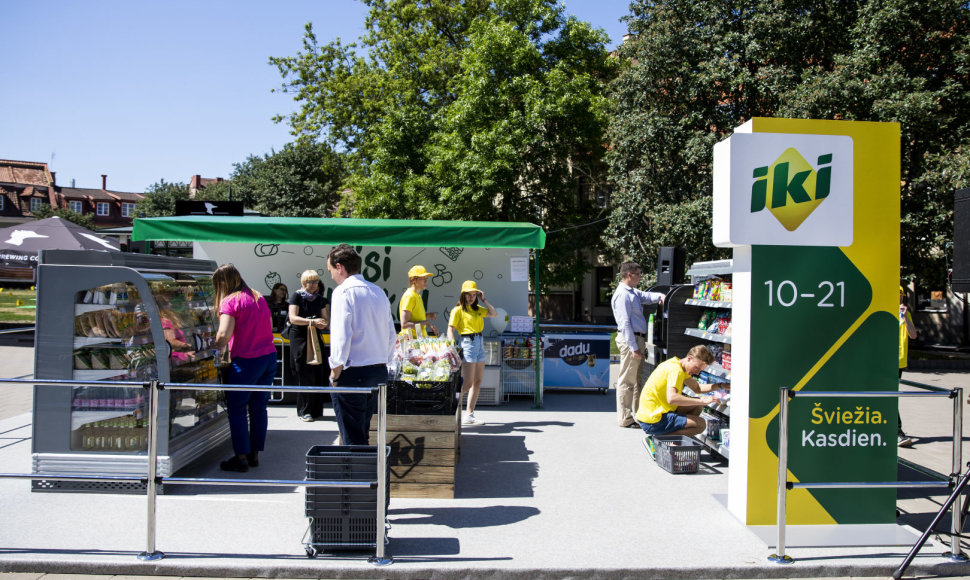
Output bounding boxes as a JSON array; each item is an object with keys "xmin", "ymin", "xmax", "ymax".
[
  {"xmin": 58, "ymin": 187, "xmax": 144, "ymax": 202},
  {"xmin": 0, "ymin": 159, "xmax": 53, "ymax": 187}
]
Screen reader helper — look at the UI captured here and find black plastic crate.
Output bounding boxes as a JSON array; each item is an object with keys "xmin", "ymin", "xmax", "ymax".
[
  {"xmin": 306, "ymin": 459, "xmax": 377, "ymax": 480},
  {"xmin": 305, "ymin": 445, "xmax": 387, "ymax": 550},
  {"xmin": 306, "ymin": 488, "xmax": 378, "ymax": 504},
  {"xmin": 306, "ymin": 496, "xmax": 377, "ymax": 510},
  {"xmin": 306, "ymin": 501, "xmax": 378, "ymax": 517},
  {"xmin": 305, "ymin": 445, "xmax": 389, "ymax": 519},
  {"xmin": 308, "ymin": 515, "xmax": 377, "ymax": 551},
  {"xmin": 653, "ymin": 435, "xmax": 702, "ymax": 474},
  {"xmin": 306, "ymin": 444, "xmax": 377, "ymax": 473},
  {"xmin": 387, "ymin": 375, "xmax": 459, "ymax": 415}
]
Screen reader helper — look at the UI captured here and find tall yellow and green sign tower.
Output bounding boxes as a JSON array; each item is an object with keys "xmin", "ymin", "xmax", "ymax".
[{"xmin": 713, "ymin": 118, "xmax": 901, "ymax": 533}]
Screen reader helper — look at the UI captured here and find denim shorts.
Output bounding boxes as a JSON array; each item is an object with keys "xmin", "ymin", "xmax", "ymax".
[
  {"xmin": 637, "ymin": 412, "xmax": 687, "ymax": 436},
  {"xmin": 460, "ymin": 334, "xmax": 485, "ymax": 363}
]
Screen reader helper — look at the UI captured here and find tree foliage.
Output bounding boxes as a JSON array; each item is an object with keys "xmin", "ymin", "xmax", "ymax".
[
  {"xmin": 229, "ymin": 142, "xmax": 346, "ymax": 217},
  {"xmin": 134, "ymin": 179, "xmax": 192, "ymax": 218},
  {"xmin": 778, "ymin": 0, "xmax": 970, "ymax": 289},
  {"xmin": 608, "ymin": 0, "xmax": 970, "ymax": 288},
  {"xmin": 134, "ymin": 143, "xmax": 346, "ymax": 219},
  {"xmin": 33, "ymin": 204, "xmax": 95, "ymax": 230},
  {"xmin": 270, "ymin": 0, "xmax": 615, "ymax": 287}
]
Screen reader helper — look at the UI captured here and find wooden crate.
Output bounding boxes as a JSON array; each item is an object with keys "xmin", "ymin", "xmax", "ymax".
[{"xmin": 369, "ymin": 405, "xmax": 461, "ymax": 499}]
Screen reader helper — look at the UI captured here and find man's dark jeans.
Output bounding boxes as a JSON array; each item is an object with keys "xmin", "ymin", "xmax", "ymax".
[{"xmin": 331, "ymin": 364, "xmax": 388, "ymax": 445}]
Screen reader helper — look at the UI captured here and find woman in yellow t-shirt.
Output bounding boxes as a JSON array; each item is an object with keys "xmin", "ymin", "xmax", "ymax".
[
  {"xmin": 400, "ymin": 265, "xmax": 437, "ymax": 336},
  {"xmin": 447, "ymin": 280, "xmax": 497, "ymax": 425}
]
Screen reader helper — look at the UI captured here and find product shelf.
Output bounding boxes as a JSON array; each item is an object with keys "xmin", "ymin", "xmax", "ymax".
[
  {"xmin": 700, "ymin": 365, "xmax": 731, "ymax": 382},
  {"xmin": 678, "ymin": 259, "xmax": 733, "ymax": 465},
  {"xmin": 694, "ymin": 433, "xmax": 730, "ymax": 459},
  {"xmin": 74, "ymin": 304, "xmax": 116, "ymax": 314},
  {"xmin": 73, "ymin": 336, "xmax": 124, "ymax": 348},
  {"xmin": 685, "ymin": 259, "xmax": 734, "ymax": 278},
  {"xmin": 684, "ymin": 328, "xmax": 732, "ymax": 344},
  {"xmin": 703, "ymin": 404, "xmax": 730, "ymax": 419},
  {"xmin": 73, "ymin": 369, "xmax": 134, "ymax": 381},
  {"xmin": 684, "ymin": 298, "xmax": 733, "ymax": 309}
]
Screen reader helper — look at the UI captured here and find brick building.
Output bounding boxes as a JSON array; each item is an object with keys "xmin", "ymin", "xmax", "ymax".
[
  {"xmin": 0, "ymin": 160, "xmax": 58, "ymax": 228},
  {"xmin": 0, "ymin": 160, "xmax": 143, "ymax": 229}
]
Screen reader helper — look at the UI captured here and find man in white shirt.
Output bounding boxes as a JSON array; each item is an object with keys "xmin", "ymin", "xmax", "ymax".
[
  {"xmin": 327, "ymin": 243, "xmax": 397, "ymax": 445},
  {"xmin": 611, "ymin": 261, "xmax": 664, "ymax": 428}
]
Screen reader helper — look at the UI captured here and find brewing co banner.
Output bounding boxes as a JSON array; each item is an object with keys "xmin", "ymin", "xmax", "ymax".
[{"xmin": 714, "ymin": 118, "xmax": 901, "ymax": 525}]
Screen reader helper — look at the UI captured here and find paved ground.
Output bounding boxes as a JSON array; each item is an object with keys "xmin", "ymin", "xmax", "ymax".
[
  {"xmin": 2, "ymin": 339, "xmax": 970, "ymax": 579},
  {"xmin": 0, "ymin": 572, "xmax": 968, "ymax": 580}
]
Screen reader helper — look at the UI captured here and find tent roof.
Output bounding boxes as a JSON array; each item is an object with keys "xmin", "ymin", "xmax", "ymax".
[
  {"xmin": 132, "ymin": 216, "xmax": 546, "ymax": 249},
  {"xmin": 0, "ymin": 216, "xmax": 120, "ymax": 253}
]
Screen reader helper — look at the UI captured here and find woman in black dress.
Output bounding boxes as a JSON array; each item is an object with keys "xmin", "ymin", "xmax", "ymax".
[
  {"xmin": 265, "ymin": 282, "xmax": 289, "ymax": 333},
  {"xmin": 288, "ymin": 269, "xmax": 330, "ymax": 421}
]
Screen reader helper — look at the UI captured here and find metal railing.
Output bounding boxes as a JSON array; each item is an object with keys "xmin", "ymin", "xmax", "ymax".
[
  {"xmin": 0, "ymin": 326, "xmax": 34, "ymax": 335},
  {"xmin": 0, "ymin": 377, "xmax": 392, "ymax": 566},
  {"xmin": 771, "ymin": 380, "xmax": 964, "ymax": 566}
]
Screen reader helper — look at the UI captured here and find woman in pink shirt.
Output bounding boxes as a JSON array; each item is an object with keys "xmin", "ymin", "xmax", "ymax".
[{"xmin": 212, "ymin": 264, "xmax": 277, "ymax": 473}]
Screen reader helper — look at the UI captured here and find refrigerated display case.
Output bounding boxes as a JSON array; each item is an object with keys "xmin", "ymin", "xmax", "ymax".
[
  {"xmin": 540, "ymin": 325, "xmax": 612, "ymax": 393},
  {"xmin": 31, "ymin": 250, "xmax": 226, "ymax": 492},
  {"xmin": 500, "ymin": 332, "xmax": 540, "ymax": 400}
]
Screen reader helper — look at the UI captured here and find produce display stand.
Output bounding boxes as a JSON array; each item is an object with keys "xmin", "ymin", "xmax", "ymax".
[{"xmin": 368, "ymin": 403, "xmax": 462, "ymax": 499}]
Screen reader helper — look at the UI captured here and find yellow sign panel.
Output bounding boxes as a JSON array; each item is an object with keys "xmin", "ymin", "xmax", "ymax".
[{"xmin": 722, "ymin": 118, "xmax": 900, "ymax": 526}]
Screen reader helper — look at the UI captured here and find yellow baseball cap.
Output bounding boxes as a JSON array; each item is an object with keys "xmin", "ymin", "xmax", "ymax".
[
  {"xmin": 461, "ymin": 280, "xmax": 478, "ymax": 293},
  {"xmin": 408, "ymin": 265, "xmax": 434, "ymax": 278}
]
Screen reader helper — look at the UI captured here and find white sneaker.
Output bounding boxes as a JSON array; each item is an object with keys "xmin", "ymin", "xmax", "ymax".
[{"xmin": 463, "ymin": 412, "xmax": 485, "ymax": 426}]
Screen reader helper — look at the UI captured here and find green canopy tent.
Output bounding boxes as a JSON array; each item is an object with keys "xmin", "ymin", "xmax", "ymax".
[{"xmin": 132, "ymin": 215, "xmax": 547, "ymax": 405}]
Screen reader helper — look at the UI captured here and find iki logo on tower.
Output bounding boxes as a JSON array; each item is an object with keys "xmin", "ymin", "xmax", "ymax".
[
  {"xmin": 713, "ymin": 131, "xmax": 853, "ymax": 247},
  {"xmin": 750, "ymin": 148, "xmax": 834, "ymax": 231}
]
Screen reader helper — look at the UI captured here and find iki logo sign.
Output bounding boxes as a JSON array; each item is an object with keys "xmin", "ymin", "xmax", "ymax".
[
  {"xmin": 751, "ymin": 149, "xmax": 834, "ymax": 231},
  {"xmin": 713, "ymin": 132, "xmax": 853, "ymax": 247}
]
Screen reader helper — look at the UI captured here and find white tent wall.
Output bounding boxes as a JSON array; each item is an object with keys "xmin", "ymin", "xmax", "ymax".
[{"xmin": 193, "ymin": 241, "xmax": 530, "ymax": 333}]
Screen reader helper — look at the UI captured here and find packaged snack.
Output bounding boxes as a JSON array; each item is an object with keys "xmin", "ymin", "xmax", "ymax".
[{"xmin": 698, "ymin": 310, "xmax": 717, "ymax": 331}]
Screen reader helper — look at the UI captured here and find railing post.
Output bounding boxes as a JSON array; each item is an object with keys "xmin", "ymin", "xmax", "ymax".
[
  {"xmin": 370, "ymin": 382, "xmax": 392, "ymax": 566},
  {"xmin": 946, "ymin": 387, "xmax": 968, "ymax": 561},
  {"xmin": 138, "ymin": 380, "xmax": 164, "ymax": 561},
  {"xmin": 769, "ymin": 387, "xmax": 794, "ymax": 564}
]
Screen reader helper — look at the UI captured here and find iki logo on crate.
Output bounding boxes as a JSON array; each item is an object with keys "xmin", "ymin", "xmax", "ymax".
[{"xmin": 713, "ymin": 131, "xmax": 853, "ymax": 247}]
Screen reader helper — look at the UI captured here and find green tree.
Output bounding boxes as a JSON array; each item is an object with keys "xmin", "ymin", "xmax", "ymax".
[
  {"xmin": 133, "ymin": 143, "xmax": 345, "ymax": 219},
  {"xmin": 229, "ymin": 142, "xmax": 346, "ymax": 217},
  {"xmin": 606, "ymin": 0, "xmax": 859, "ymax": 279},
  {"xmin": 33, "ymin": 205, "xmax": 95, "ymax": 229},
  {"xmin": 270, "ymin": 0, "xmax": 614, "ymax": 287},
  {"xmin": 778, "ymin": 0, "xmax": 970, "ymax": 289},
  {"xmin": 608, "ymin": 0, "xmax": 970, "ymax": 288},
  {"xmin": 134, "ymin": 179, "xmax": 191, "ymax": 218}
]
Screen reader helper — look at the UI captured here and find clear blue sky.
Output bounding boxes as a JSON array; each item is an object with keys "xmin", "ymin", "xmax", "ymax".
[{"xmin": 1, "ymin": 0, "xmax": 629, "ymax": 194}]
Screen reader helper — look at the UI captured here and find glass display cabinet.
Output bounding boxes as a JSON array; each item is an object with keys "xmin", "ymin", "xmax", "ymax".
[{"xmin": 31, "ymin": 250, "xmax": 225, "ymax": 492}]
